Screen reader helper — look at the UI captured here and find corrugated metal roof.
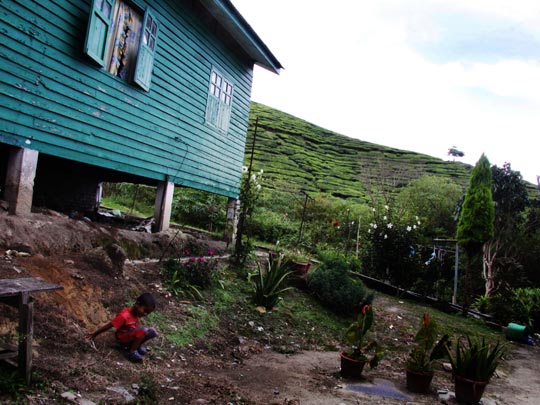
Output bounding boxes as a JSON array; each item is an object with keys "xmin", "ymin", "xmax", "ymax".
[{"xmin": 198, "ymin": 0, "xmax": 283, "ymax": 74}]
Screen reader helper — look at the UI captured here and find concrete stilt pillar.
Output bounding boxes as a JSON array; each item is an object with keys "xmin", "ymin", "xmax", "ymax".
[
  {"xmin": 224, "ymin": 197, "xmax": 240, "ymax": 247},
  {"xmin": 5, "ymin": 148, "xmax": 39, "ymax": 216},
  {"xmin": 152, "ymin": 180, "xmax": 174, "ymax": 232}
]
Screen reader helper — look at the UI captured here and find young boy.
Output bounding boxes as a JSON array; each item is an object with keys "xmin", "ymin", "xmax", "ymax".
[{"xmin": 87, "ymin": 292, "xmax": 158, "ymax": 363}]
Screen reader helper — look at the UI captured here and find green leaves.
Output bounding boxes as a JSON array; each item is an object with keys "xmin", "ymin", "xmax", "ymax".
[
  {"xmin": 406, "ymin": 313, "xmax": 450, "ymax": 373},
  {"xmin": 248, "ymin": 255, "xmax": 293, "ymax": 310},
  {"xmin": 444, "ymin": 335, "xmax": 506, "ymax": 382},
  {"xmin": 344, "ymin": 305, "xmax": 384, "ymax": 368}
]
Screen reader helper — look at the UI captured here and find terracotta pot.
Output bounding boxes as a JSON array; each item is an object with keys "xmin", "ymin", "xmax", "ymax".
[
  {"xmin": 454, "ymin": 374, "xmax": 488, "ymax": 404},
  {"xmin": 340, "ymin": 352, "xmax": 366, "ymax": 379},
  {"xmin": 292, "ymin": 261, "xmax": 311, "ymax": 275},
  {"xmin": 405, "ymin": 369, "xmax": 434, "ymax": 393}
]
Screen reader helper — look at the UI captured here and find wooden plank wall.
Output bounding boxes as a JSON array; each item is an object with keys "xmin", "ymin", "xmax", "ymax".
[{"xmin": 0, "ymin": 0, "xmax": 254, "ymax": 198}]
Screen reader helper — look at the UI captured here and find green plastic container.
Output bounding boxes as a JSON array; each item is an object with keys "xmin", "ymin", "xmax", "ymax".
[{"xmin": 506, "ymin": 323, "xmax": 528, "ymax": 342}]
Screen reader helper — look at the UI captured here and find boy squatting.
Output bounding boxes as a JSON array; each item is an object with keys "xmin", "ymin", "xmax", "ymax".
[{"xmin": 87, "ymin": 292, "xmax": 158, "ymax": 363}]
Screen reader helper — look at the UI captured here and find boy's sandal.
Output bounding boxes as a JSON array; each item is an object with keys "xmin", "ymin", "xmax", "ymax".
[
  {"xmin": 127, "ymin": 350, "xmax": 144, "ymax": 363},
  {"xmin": 138, "ymin": 345, "xmax": 148, "ymax": 355}
]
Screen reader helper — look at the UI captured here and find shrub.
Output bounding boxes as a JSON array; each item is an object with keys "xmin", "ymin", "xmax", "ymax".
[
  {"xmin": 308, "ymin": 256, "xmax": 373, "ymax": 314},
  {"xmin": 162, "ymin": 250, "xmax": 218, "ymax": 299}
]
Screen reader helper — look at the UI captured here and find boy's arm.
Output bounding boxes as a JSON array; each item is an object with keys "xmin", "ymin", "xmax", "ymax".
[{"xmin": 86, "ymin": 322, "xmax": 113, "ymax": 340}]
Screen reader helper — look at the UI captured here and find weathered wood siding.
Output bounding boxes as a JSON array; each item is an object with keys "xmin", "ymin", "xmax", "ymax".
[{"xmin": 0, "ymin": 0, "xmax": 254, "ymax": 198}]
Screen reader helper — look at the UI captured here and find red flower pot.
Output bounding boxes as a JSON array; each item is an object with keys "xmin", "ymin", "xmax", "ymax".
[
  {"xmin": 405, "ymin": 369, "xmax": 434, "ymax": 393},
  {"xmin": 340, "ymin": 352, "xmax": 366, "ymax": 379},
  {"xmin": 454, "ymin": 374, "xmax": 488, "ymax": 404}
]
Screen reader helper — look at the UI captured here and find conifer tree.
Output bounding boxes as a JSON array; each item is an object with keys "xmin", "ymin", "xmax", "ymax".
[{"xmin": 456, "ymin": 154, "xmax": 494, "ymax": 313}]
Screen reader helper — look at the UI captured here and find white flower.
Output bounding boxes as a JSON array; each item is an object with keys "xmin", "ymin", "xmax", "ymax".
[
  {"xmin": 415, "ymin": 216, "xmax": 419, "ymax": 220},
  {"xmin": 384, "ymin": 234, "xmax": 388, "ymax": 239},
  {"xmin": 383, "ymin": 215, "xmax": 387, "ymax": 220},
  {"xmin": 407, "ymin": 226, "xmax": 412, "ymax": 232},
  {"xmin": 372, "ymin": 208, "xmax": 376, "ymax": 212},
  {"xmin": 385, "ymin": 205, "xmax": 389, "ymax": 210},
  {"xmin": 251, "ymin": 174, "xmax": 257, "ymax": 181},
  {"xmin": 413, "ymin": 224, "xmax": 417, "ymax": 229},
  {"xmin": 256, "ymin": 184, "xmax": 261, "ymax": 190},
  {"xmin": 242, "ymin": 166, "xmax": 248, "ymax": 173},
  {"xmin": 387, "ymin": 223, "xmax": 393, "ymax": 229},
  {"xmin": 368, "ymin": 229, "xmax": 371, "ymax": 234},
  {"xmin": 373, "ymin": 224, "xmax": 378, "ymax": 229},
  {"xmin": 417, "ymin": 221, "xmax": 421, "ymax": 225},
  {"xmin": 259, "ymin": 169, "xmax": 264, "ymax": 174},
  {"xmin": 351, "ymin": 221, "xmax": 355, "ymax": 225}
]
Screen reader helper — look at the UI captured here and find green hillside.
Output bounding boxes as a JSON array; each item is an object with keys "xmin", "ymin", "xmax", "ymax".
[{"xmin": 245, "ymin": 102, "xmax": 472, "ymax": 203}]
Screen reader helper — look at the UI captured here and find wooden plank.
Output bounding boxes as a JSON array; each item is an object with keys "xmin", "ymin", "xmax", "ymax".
[{"xmin": 0, "ymin": 278, "xmax": 63, "ymax": 297}]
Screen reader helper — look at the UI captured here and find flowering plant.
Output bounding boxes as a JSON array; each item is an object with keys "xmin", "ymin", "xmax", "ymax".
[
  {"xmin": 364, "ymin": 204, "xmax": 423, "ymax": 288},
  {"xmin": 162, "ymin": 249, "xmax": 218, "ymax": 299},
  {"xmin": 406, "ymin": 314, "xmax": 450, "ymax": 373},
  {"xmin": 343, "ymin": 304, "xmax": 384, "ymax": 368}
]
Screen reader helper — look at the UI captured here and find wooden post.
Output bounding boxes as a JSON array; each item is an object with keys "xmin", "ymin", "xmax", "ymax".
[{"xmin": 18, "ymin": 292, "xmax": 34, "ymax": 384}]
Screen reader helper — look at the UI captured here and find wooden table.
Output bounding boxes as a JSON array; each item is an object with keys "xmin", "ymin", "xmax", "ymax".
[{"xmin": 0, "ymin": 277, "xmax": 63, "ymax": 383}]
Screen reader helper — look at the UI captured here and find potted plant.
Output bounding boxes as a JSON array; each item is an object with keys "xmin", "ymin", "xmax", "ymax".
[
  {"xmin": 405, "ymin": 314, "xmax": 450, "ymax": 393},
  {"xmin": 283, "ymin": 250, "xmax": 311, "ymax": 275},
  {"xmin": 340, "ymin": 304, "xmax": 384, "ymax": 378},
  {"xmin": 444, "ymin": 335, "xmax": 507, "ymax": 404}
]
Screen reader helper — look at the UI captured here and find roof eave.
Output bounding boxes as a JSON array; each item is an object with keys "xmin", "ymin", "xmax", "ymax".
[{"xmin": 198, "ymin": 0, "xmax": 283, "ymax": 74}]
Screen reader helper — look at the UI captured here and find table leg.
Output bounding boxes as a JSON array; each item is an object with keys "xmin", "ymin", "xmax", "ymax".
[{"xmin": 18, "ymin": 292, "xmax": 34, "ymax": 384}]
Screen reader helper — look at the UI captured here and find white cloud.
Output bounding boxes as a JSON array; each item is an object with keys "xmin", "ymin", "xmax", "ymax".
[{"xmin": 232, "ymin": 0, "xmax": 540, "ymax": 184}]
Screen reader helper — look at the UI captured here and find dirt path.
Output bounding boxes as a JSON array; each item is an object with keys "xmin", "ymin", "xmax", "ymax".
[
  {"xmin": 211, "ymin": 343, "xmax": 540, "ymax": 405},
  {"xmin": 488, "ymin": 344, "xmax": 540, "ymax": 405}
]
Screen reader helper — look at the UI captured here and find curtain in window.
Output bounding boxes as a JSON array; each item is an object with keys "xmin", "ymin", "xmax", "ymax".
[{"xmin": 107, "ymin": 1, "xmax": 142, "ymax": 81}]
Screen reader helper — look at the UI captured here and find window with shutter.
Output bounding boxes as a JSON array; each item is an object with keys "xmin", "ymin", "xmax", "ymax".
[
  {"xmin": 84, "ymin": 0, "xmax": 158, "ymax": 91},
  {"xmin": 206, "ymin": 68, "xmax": 233, "ymax": 132}
]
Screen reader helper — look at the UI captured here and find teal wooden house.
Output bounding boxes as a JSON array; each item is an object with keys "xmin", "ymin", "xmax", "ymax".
[{"xmin": 0, "ymin": 0, "xmax": 281, "ymax": 231}]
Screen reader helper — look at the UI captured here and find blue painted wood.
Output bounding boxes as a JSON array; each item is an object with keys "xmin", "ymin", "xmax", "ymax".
[{"xmin": 0, "ymin": 0, "xmax": 267, "ymax": 198}]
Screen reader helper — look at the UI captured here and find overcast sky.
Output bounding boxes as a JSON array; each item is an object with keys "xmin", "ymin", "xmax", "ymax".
[{"xmin": 231, "ymin": 0, "xmax": 540, "ymax": 185}]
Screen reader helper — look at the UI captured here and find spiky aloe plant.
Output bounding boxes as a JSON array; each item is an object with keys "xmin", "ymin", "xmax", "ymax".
[
  {"xmin": 444, "ymin": 335, "xmax": 506, "ymax": 382},
  {"xmin": 248, "ymin": 255, "xmax": 292, "ymax": 310}
]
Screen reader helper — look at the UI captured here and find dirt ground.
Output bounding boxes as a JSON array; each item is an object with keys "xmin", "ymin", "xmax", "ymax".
[{"xmin": 1, "ymin": 209, "xmax": 540, "ymax": 404}]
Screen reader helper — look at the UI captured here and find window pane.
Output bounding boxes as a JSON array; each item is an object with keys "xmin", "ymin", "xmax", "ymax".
[
  {"xmin": 103, "ymin": 2, "xmax": 112, "ymax": 18},
  {"xmin": 216, "ymin": 76, "xmax": 222, "ymax": 86},
  {"xmin": 148, "ymin": 37, "xmax": 155, "ymax": 50},
  {"xmin": 214, "ymin": 87, "xmax": 220, "ymax": 97},
  {"xmin": 225, "ymin": 95, "xmax": 231, "ymax": 105},
  {"xmin": 151, "ymin": 22, "xmax": 157, "ymax": 36},
  {"xmin": 211, "ymin": 72, "xmax": 217, "ymax": 83},
  {"xmin": 96, "ymin": 0, "xmax": 103, "ymax": 10}
]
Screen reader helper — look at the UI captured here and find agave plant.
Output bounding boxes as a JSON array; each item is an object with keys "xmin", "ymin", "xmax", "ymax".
[
  {"xmin": 444, "ymin": 335, "xmax": 506, "ymax": 382},
  {"xmin": 248, "ymin": 255, "xmax": 292, "ymax": 310}
]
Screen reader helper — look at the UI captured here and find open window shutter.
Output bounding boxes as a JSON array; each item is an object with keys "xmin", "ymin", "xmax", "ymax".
[
  {"xmin": 84, "ymin": 0, "xmax": 115, "ymax": 66},
  {"xmin": 134, "ymin": 8, "xmax": 159, "ymax": 91}
]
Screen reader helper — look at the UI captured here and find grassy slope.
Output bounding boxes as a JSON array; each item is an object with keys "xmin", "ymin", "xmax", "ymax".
[{"xmin": 245, "ymin": 102, "xmax": 473, "ymax": 203}]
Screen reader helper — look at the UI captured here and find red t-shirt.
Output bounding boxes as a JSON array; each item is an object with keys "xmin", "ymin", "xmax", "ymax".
[{"xmin": 111, "ymin": 307, "xmax": 140, "ymax": 341}]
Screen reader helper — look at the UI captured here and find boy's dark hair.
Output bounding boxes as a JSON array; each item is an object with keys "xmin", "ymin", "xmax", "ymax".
[{"xmin": 136, "ymin": 292, "xmax": 156, "ymax": 309}]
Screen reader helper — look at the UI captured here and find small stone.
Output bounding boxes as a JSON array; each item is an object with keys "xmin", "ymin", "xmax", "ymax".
[{"xmin": 60, "ymin": 392, "xmax": 78, "ymax": 402}]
